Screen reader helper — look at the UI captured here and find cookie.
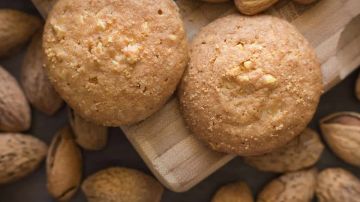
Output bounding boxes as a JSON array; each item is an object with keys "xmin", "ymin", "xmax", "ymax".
[
  {"xmin": 179, "ymin": 14, "xmax": 322, "ymax": 156},
  {"xmin": 43, "ymin": 0, "xmax": 188, "ymax": 126}
]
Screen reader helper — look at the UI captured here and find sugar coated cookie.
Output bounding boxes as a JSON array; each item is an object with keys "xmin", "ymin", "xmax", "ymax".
[
  {"xmin": 179, "ymin": 14, "xmax": 322, "ymax": 156},
  {"xmin": 43, "ymin": 0, "xmax": 188, "ymax": 126}
]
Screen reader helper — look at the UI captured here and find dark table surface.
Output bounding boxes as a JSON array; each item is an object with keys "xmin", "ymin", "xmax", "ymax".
[{"xmin": 0, "ymin": 0, "xmax": 359, "ymax": 201}]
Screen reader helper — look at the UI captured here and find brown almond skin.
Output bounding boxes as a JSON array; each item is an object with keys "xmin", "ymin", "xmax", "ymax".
[
  {"xmin": 316, "ymin": 168, "xmax": 360, "ymax": 202},
  {"xmin": 212, "ymin": 181, "xmax": 254, "ymax": 202},
  {"xmin": 21, "ymin": 30, "xmax": 63, "ymax": 115},
  {"xmin": 0, "ymin": 9, "xmax": 41, "ymax": 57},
  {"xmin": 245, "ymin": 128, "xmax": 324, "ymax": 172},
  {"xmin": 47, "ymin": 126, "xmax": 82, "ymax": 201},
  {"xmin": 234, "ymin": 0, "xmax": 279, "ymax": 15},
  {"xmin": 68, "ymin": 108, "xmax": 108, "ymax": 150},
  {"xmin": 320, "ymin": 112, "xmax": 360, "ymax": 167},
  {"xmin": 0, "ymin": 66, "xmax": 31, "ymax": 132},
  {"xmin": 293, "ymin": 0, "xmax": 317, "ymax": 4},
  {"xmin": 257, "ymin": 169, "xmax": 317, "ymax": 202},
  {"xmin": 82, "ymin": 167, "xmax": 164, "ymax": 202},
  {"xmin": 0, "ymin": 133, "xmax": 47, "ymax": 184}
]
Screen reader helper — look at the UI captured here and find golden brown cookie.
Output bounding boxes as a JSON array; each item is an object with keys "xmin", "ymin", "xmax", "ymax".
[
  {"xmin": 43, "ymin": 0, "xmax": 188, "ymax": 126},
  {"xmin": 179, "ymin": 14, "xmax": 322, "ymax": 156}
]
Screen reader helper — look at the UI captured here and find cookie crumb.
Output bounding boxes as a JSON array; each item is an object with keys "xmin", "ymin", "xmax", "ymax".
[
  {"xmin": 97, "ymin": 20, "xmax": 107, "ymax": 30},
  {"xmin": 243, "ymin": 60, "xmax": 254, "ymax": 69},
  {"xmin": 122, "ymin": 44, "xmax": 142, "ymax": 64},
  {"xmin": 169, "ymin": 34, "xmax": 177, "ymax": 41},
  {"xmin": 262, "ymin": 74, "xmax": 277, "ymax": 84}
]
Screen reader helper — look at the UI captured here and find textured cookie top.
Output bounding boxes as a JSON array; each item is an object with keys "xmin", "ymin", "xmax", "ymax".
[
  {"xmin": 179, "ymin": 14, "xmax": 322, "ymax": 156},
  {"xmin": 43, "ymin": 0, "xmax": 188, "ymax": 126}
]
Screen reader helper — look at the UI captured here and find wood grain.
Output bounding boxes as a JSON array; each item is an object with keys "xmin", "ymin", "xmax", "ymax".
[{"xmin": 31, "ymin": 0, "xmax": 360, "ymax": 192}]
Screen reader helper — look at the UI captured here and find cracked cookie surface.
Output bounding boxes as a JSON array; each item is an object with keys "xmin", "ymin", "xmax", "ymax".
[
  {"xmin": 179, "ymin": 14, "xmax": 322, "ymax": 155},
  {"xmin": 43, "ymin": 0, "xmax": 188, "ymax": 126}
]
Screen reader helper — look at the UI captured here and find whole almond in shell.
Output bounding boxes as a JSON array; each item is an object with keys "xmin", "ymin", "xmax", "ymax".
[
  {"xmin": 257, "ymin": 168, "xmax": 317, "ymax": 202},
  {"xmin": 0, "ymin": 9, "xmax": 41, "ymax": 57},
  {"xmin": 82, "ymin": 167, "xmax": 164, "ymax": 202},
  {"xmin": 0, "ymin": 66, "xmax": 31, "ymax": 132},
  {"xmin": 234, "ymin": 0, "xmax": 279, "ymax": 15},
  {"xmin": 319, "ymin": 112, "xmax": 360, "ymax": 167},
  {"xmin": 245, "ymin": 128, "xmax": 324, "ymax": 172},
  {"xmin": 212, "ymin": 181, "xmax": 254, "ymax": 202},
  {"xmin": 47, "ymin": 126, "xmax": 82, "ymax": 201},
  {"xmin": 21, "ymin": 30, "xmax": 63, "ymax": 115},
  {"xmin": 316, "ymin": 168, "xmax": 360, "ymax": 202},
  {"xmin": 0, "ymin": 133, "xmax": 47, "ymax": 184},
  {"xmin": 68, "ymin": 108, "xmax": 108, "ymax": 150}
]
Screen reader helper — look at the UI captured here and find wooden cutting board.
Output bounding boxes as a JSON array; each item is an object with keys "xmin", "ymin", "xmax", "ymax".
[{"xmin": 32, "ymin": 0, "xmax": 360, "ymax": 192}]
